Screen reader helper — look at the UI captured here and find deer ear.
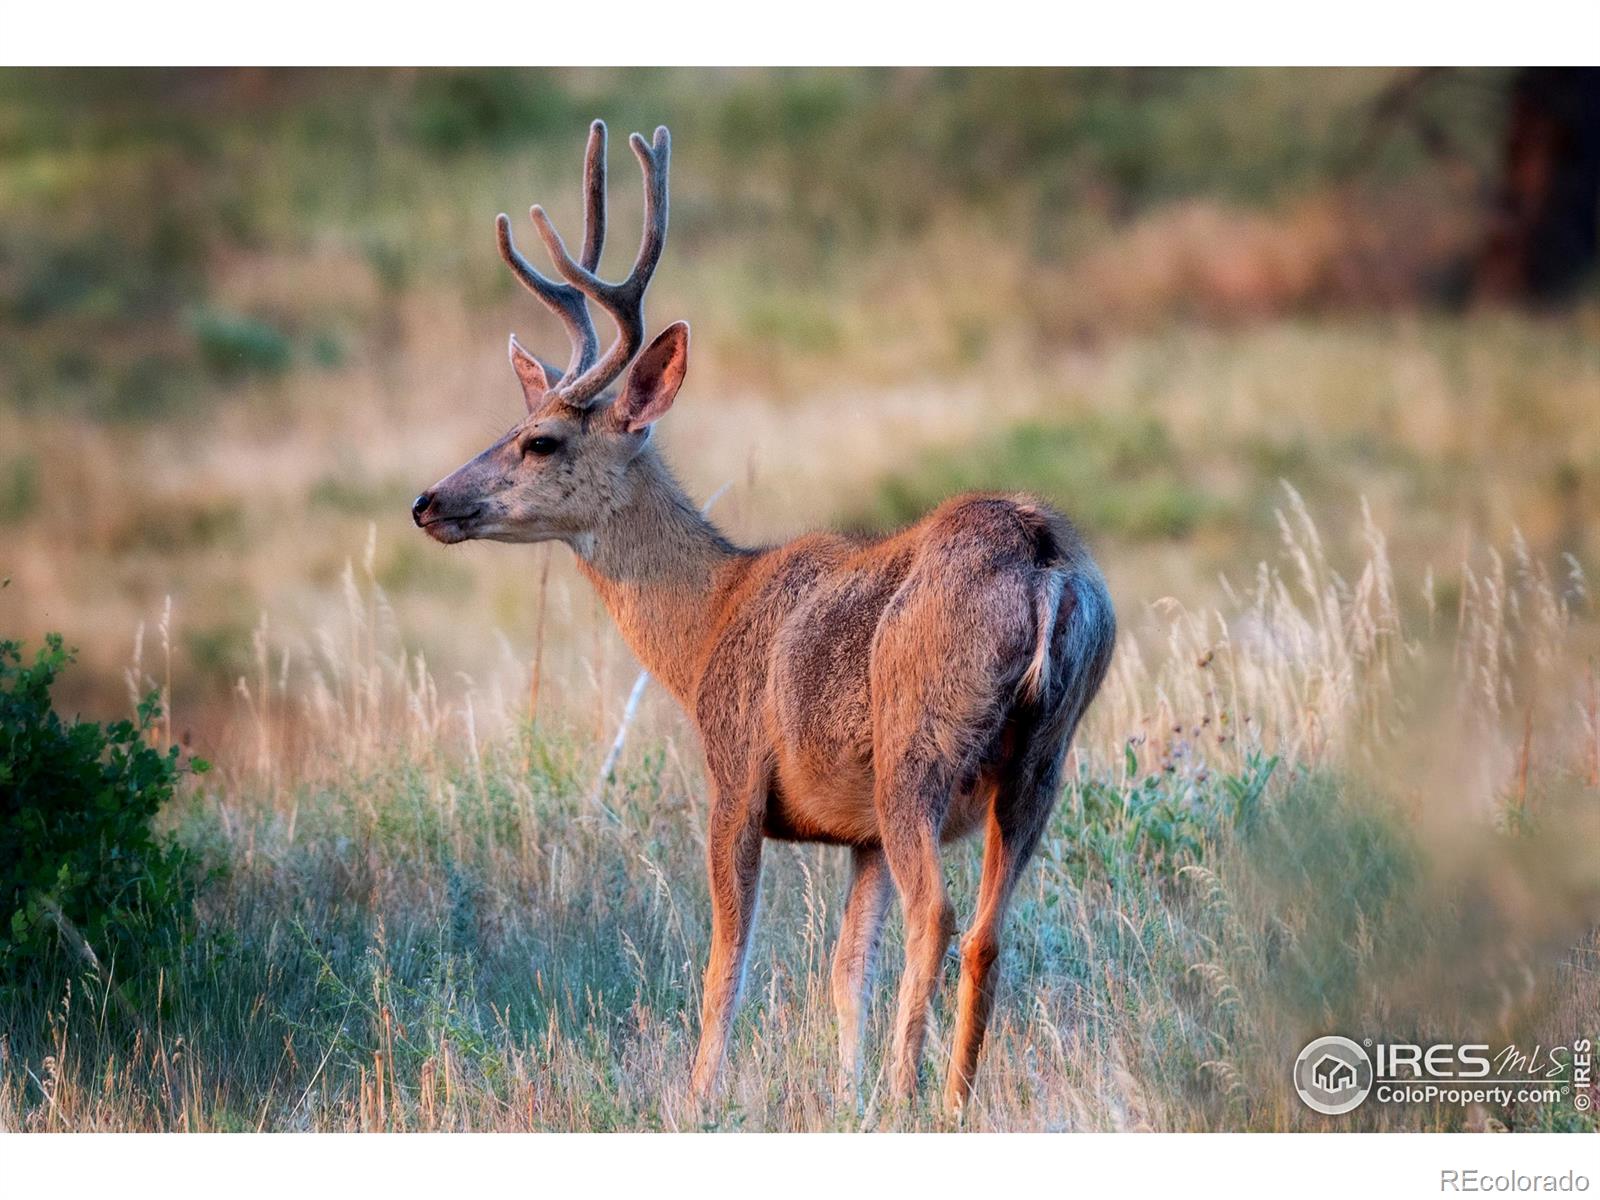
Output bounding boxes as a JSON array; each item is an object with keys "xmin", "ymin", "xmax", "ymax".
[
  {"xmin": 612, "ymin": 322, "xmax": 689, "ymax": 433},
  {"xmin": 509, "ymin": 334, "xmax": 550, "ymax": 413}
]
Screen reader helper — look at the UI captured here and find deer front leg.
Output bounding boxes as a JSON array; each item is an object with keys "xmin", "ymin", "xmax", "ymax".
[
  {"xmin": 830, "ymin": 845, "xmax": 892, "ymax": 1103},
  {"xmin": 689, "ymin": 780, "xmax": 765, "ymax": 1102}
]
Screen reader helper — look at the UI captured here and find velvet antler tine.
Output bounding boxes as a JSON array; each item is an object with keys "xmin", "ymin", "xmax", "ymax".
[
  {"xmin": 580, "ymin": 119, "xmax": 607, "ymax": 274},
  {"xmin": 622, "ymin": 126, "xmax": 670, "ymax": 299},
  {"xmin": 496, "ymin": 212, "xmax": 599, "ymax": 379},
  {"xmin": 529, "ymin": 204, "xmax": 600, "ymax": 291}
]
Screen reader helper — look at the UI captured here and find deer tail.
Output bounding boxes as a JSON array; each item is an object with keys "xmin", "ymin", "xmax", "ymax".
[
  {"xmin": 1020, "ymin": 569, "xmax": 1066, "ymax": 703},
  {"xmin": 1015, "ymin": 504, "xmax": 1116, "ymax": 717}
]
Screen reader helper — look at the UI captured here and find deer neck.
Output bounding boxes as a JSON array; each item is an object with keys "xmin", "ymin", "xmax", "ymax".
[{"xmin": 573, "ymin": 447, "xmax": 745, "ymax": 704}]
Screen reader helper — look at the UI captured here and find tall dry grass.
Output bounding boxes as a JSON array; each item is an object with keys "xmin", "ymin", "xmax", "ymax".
[
  {"xmin": 2, "ymin": 495, "xmax": 1594, "ymax": 1132},
  {"xmin": 5, "ymin": 310, "xmax": 1596, "ymax": 752}
]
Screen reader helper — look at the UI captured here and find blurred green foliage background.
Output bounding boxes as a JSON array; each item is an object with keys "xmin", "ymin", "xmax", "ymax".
[
  {"xmin": 0, "ymin": 68, "xmax": 1594, "ymax": 729},
  {"xmin": 0, "ymin": 68, "xmax": 1525, "ymax": 418}
]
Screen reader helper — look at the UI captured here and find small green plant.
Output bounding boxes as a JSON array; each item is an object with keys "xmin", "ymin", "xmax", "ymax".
[
  {"xmin": 1060, "ymin": 750, "xmax": 1279, "ymax": 883},
  {"xmin": 0, "ymin": 634, "xmax": 205, "ymax": 996}
]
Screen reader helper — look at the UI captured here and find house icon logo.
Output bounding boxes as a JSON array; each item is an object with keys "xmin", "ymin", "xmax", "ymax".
[
  {"xmin": 1312, "ymin": 1053, "xmax": 1356, "ymax": 1092},
  {"xmin": 1294, "ymin": 1036, "xmax": 1373, "ymax": 1115}
]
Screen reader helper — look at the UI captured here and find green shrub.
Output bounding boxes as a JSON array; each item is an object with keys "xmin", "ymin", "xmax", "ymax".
[
  {"xmin": 408, "ymin": 70, "xmax": 575, "ymax": 153},
  {"xmin": 191, "ymin": 309, "xmax": 292, "ymax": 378},
  {"xmin": 0, "ymin": 634, "xmax": 205, "ymax": 995},
  {"xmin": 1235, "ymin": 769, "xmax": 1425, "ymax": 1020}
]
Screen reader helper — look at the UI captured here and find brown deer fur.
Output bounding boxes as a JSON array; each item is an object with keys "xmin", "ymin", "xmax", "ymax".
[{"xmin": 413, "ymin": 121, "xmax": 1117, "ymax": 1116}]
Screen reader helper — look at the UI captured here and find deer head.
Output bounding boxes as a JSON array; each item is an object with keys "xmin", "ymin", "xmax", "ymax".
[{"xmin": 413, "ymin": 121, "xmax": 689, "ymax": 546}]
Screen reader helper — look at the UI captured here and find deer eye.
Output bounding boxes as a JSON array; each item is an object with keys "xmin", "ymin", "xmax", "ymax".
[{"xmin": 522, "ymin": 435, "xmax": 561, "ymax": 457}]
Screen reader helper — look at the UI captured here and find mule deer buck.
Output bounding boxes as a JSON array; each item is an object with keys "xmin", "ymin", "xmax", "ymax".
[{"xmin": 413, "ymin": 121, "xmax": 1116, "ymax": 1115}]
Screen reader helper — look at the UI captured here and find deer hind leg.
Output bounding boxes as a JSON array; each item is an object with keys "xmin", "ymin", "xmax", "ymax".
[
  {"xmin": 875, "ymin": 755, "xmax": 960, "ymax": 1104},
  {"xmin": 831, "ymin": 845, "xmax": 892, "ymax": 1102},
  {"xmin": 870, "ymin": 565, "xmax": 1031, "ymax": 1105},
  {"xmin": 689, "ymin": 768, "xmax": 766, "ymax": 1103},
  {"xmin": 944, "ymin": 745, "xmax": 1064, "ymax": 1116}
]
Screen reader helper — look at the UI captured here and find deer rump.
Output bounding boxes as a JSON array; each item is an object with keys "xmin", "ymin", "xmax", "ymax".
[{"xmin": 695, "ymin": 493, "xmax": 1116, "ymax": 850}]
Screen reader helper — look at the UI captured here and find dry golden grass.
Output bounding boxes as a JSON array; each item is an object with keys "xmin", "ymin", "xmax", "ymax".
[
  {"xmin": 2, "ymin": 485, "xmax": 1594, "ymax": 1132},
  {"xmin": 3, "ymin": 306, "xmax": 1595, "ymax": 744}
]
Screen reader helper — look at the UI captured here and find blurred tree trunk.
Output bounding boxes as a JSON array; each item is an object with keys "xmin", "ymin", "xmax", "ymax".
[{"xmin": 1476, "ymin": 67, "xmax": 1600, "ymax": 303}]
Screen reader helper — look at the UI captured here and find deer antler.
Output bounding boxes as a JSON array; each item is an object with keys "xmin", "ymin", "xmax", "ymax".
[
  {"xmin": 532, "ymin": 125, "xmax": 670, "ymax": 409},
  {"xmin": 496, "ymin": 121, "xmax": 671, "ymax": 410},
  {"xmin": 496, "ymin": 120, "xmax": 609, "ymax": 384}
]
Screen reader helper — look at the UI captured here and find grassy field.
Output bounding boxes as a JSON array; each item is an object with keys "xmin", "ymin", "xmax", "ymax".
[
  {"xmin": 1, "ymin": 69, "xmax": 1597, "ymax": 1131},
  {"xmin": 6, "ymin": 486, "xmax": 1593, "ymax": 1126},
  {"xmin": 3, "ymin": 493, "xmax": 1595, "ymax": 1131}
]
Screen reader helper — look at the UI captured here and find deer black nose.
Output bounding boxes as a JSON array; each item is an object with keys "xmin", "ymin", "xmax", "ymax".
[{"xmin": 411, "ymin": 492, "xmax": 434, "ymax": 526}]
